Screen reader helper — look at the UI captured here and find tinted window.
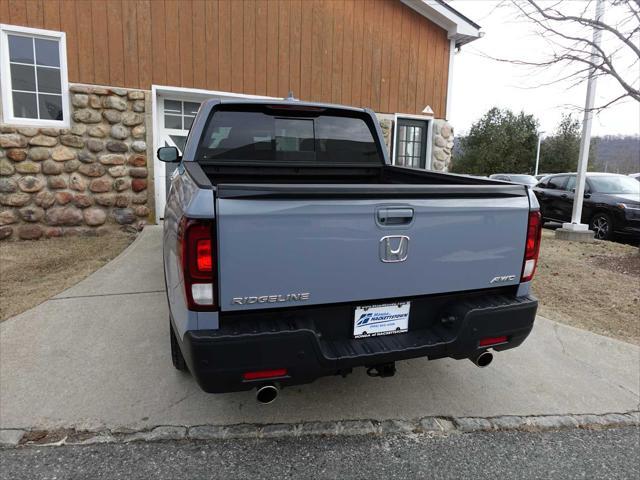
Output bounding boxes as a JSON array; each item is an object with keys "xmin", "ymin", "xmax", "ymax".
[
  {"xmin": 547, "ymin": 176, "xmax": 568, "ymax": 190},
  {"xmin": 197, "ymin": 108, "xmax": 381, "ymax": 164},
  {"xmin": 535, "ymin": 175, "xmax": 550, "ymax": 187},
  {"xmin": 565, "ymin": 176, "xmax": 576, "ymax": 191}
]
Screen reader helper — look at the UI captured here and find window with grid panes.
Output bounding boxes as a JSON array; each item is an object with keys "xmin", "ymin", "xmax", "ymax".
[
  {"xmin": 394, "ymin": 118, "xmax": 428, "ymax": 169},
  {"xmin": 1, "ymin": 25, "xmax": 68, "ymax": 126}
]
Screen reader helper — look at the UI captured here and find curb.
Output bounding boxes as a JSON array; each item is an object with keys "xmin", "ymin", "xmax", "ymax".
[{"xmin": 2, "ymin": 411, "xmax": 638, "ymax": 448}]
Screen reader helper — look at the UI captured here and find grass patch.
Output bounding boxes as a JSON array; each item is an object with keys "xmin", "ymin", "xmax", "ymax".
[
  {"xmin": 534, "ymin": 229, "xmax": 640, "ymax": 345},
  {"xmin": 0, "ymin": 231, "xmax": 136, "ymax": 321}
]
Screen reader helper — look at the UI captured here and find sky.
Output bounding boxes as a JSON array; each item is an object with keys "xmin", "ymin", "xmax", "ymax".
[{"xmin": 448, "ymin": 0, "xmax": 640, "ymax": 137}]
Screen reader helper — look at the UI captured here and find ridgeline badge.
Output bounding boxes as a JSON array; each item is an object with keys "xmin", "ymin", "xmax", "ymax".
[{"xmin": 232, "ymin": 292, "xmax": 310, "ymax": 305}]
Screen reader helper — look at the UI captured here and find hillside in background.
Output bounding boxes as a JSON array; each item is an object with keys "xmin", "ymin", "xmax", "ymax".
[{"xmin": 592, "ymin": 136, "xmax": 640, "ymax": 174}]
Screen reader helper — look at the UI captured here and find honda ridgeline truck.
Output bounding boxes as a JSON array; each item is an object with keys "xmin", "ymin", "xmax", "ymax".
[{"xmin": 160, "ymin": 98, "xmax": 541, "ymax": 403}]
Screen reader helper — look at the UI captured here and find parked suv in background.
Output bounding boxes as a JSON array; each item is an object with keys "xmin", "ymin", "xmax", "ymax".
[{"xmin": 533, "ymin": 173, "xmax": 640, "ymax": 240}]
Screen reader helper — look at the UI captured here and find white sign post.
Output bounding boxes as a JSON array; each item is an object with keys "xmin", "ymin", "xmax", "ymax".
[
  {"xmin": 556, "ymin": 0, "xmax": 604, "ymax": 242},
  {"xmin": 534, "ymin": 132, "xmax": 544, "ymax": 176}
]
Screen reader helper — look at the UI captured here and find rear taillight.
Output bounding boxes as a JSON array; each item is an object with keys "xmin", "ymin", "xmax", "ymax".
[
  {"xmin": 521, "ymin": 211, "xmax": 542, "ymax": 282},
  {"xmin": 178, "ymin": 218, "xmax": 217, "ymax": 310}
]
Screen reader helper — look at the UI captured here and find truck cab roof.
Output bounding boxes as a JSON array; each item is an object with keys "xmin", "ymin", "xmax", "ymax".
[{"xmin": 200, "ymin": 97, "xmax": 369, "ymax": 114}]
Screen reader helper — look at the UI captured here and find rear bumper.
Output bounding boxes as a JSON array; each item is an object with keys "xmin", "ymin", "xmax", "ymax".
[{"xmin": 176, "ymin": 291, "xmax": 538, "ymax": 393}]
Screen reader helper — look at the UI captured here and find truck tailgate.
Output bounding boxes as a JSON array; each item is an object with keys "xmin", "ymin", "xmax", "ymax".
[{"xmin": 216, "ymin": 184, "xmax": 530, "ymax": 311}]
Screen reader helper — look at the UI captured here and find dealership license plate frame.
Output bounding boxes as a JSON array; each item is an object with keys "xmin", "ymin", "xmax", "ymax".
[{"xmin": 353, "ymin": 302, "xmax": 411, "ymax": 339}]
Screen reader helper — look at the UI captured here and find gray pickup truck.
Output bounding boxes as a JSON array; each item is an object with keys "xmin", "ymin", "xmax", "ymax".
[{"xmin": 159, "ymin": 98, "xmax": 541, "ymax": 403}]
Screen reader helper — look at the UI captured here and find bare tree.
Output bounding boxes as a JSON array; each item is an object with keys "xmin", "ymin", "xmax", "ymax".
[{"xmin": 493, "ymin": 0, "xmax": 639, "ymax": 111}]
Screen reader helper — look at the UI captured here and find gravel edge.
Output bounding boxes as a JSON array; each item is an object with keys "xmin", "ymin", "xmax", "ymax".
[{"xmin": 1, "ymin": 411, "xmax": 638, "ymax": 448}]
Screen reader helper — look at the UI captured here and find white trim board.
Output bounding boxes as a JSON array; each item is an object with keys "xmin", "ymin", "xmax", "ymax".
[
  {"xmin": 400, "ymin": 0, "xmax": 482, "ymax": 47},
  {"xmin": 445, "ymin": 39, "xmax": 456, "ymax": 121}
]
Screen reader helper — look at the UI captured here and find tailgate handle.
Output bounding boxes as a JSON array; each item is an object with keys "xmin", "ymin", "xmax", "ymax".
[{"xmin": 377, "ymin": 208, "xmax": 414, "ymax": 226}]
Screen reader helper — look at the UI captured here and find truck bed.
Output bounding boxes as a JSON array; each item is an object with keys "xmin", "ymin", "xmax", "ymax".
[{"xmin": 185, "ymin": 162, "xmax": 525, "ymax": 197}]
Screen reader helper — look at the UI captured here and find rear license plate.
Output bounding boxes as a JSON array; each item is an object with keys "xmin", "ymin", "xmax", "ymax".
[{"xmin": 353, "ymin": 302, "xmax": 410, "ymax": 339}]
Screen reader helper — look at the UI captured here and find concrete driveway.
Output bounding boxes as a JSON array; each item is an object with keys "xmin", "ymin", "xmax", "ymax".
[{"xmin": 1, "ymin": 226, "xmax": 638, "ymax": 432}]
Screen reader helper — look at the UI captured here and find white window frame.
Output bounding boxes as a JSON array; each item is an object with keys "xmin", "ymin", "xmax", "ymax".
[
  {"xmin": 391, "ymin": 113, "xmax": 434, "ymax": 170},
  {"xmin": 0, "ymin": 23, "xmax": 70, "ymax": 128}
]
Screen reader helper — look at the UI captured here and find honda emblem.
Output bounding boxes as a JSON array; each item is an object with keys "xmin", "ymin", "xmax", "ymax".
[{"xmin": 379, "ymin": 235, "xmax": 410, "ymax": 263}]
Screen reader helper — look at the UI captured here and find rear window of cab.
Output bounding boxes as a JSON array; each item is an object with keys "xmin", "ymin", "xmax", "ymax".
[{"xmin": 195, "ymin": 105, "xmax": 383, "ymax": 165}]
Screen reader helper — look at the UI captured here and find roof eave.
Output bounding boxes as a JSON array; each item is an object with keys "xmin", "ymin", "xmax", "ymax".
[{"xmin": 400, "ymin": 0, "xmax": 483, "ymax": 48}]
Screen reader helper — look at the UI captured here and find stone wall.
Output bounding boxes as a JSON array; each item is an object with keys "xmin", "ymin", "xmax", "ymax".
[
  {"xmin": 0, "ymin": 84, "xmax": 151, "ymax": 241},
  {"xmin": 431, "ymin": 119, "xmax": 454, "ymax": 172},
  {"xmin": 378, "ymin": 117, "xmax": 393, "ymax": 150}
]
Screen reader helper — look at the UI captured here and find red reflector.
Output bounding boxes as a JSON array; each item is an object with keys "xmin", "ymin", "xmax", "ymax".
[
  {"xmin": 479, "ymin": 336, "xmax": 508, "ymax": 347},
  {"xmin": 242, "ymin": 369, "xmax": 288, "ymax": 381},
  {"xmin": 196, "ymin": 239, "xmax": 212, "ymax": 272}
]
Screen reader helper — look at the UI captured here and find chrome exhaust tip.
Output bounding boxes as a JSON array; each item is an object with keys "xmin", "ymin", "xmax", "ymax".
[
  {"xmin": 471, "ymin": 351, "xmax": 494, "ymax": 368},
  {"xmin": 256, "ymin": 384, "xmax": 279, "ymax": 404}
]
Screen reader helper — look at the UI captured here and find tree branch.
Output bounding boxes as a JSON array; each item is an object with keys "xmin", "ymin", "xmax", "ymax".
[
  {"xmin": 490, "ymin": 0, "xmax": 640, "ymax": 108},
  {"xmin": 590, "ymin": 93, "xmax": 631, "ymax": 111},
  {"xmin": 526, "ymin": 0, "xmax": 640, "ymax": 59}
]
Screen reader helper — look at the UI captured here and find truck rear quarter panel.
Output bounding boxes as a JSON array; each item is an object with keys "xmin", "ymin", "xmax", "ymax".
[{"xmin": 163, "ymin": 166, "xmax": 218, "ymax": 338}]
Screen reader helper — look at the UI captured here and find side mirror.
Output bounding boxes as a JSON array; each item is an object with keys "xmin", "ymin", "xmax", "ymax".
[{"xmin": 157, "ymin": 146, "xmax": 180, "ymax": 163}]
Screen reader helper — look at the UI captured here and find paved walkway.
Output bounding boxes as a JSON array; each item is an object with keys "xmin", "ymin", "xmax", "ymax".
[{"xmin": 1, "ymin": 226, "xmax": 638, "ymax": 431}]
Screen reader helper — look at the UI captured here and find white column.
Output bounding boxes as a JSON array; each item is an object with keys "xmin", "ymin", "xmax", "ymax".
[
  {"xmin": 563, "ymin": 0, "xmax": 604, "ymax": 231},
  {"xmin": 534, "ymin": 133, "xmax": 543, "ymax": 176}
]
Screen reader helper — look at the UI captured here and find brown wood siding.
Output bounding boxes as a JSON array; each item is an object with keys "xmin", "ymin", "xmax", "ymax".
[{"xmin": 0, "ymin": 0, "xmax": 451, "ymax": 117}]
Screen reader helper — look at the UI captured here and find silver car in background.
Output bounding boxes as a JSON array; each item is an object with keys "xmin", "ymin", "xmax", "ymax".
[{"xmin": 490, "ymin": 174, "xmax": 539, "ymax": 186}]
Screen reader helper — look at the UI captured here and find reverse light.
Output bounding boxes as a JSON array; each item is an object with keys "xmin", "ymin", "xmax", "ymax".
[
  {"xmin": 479, "ymin": 336, "xmax": 508, "ymax": 347},
  {"xmin": 242, "ymin": 369, "xmax": 288, "ymax": 380},
  {"xmin": 178, "ymin": 218, "xmax": 217, "ymax": 310},
  {"xmin": 521, "ymin": 211, "xmax": 542, "ymax": 282},
  {"xmin": 191, "ymin": 283, "xmax": 214, "ymax": 305}
]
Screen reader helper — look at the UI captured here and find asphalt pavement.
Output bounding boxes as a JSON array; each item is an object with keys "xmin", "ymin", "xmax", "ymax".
[{"xmin": 2, "ymin": 427, "xmax": 639, "ymax": 480}]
